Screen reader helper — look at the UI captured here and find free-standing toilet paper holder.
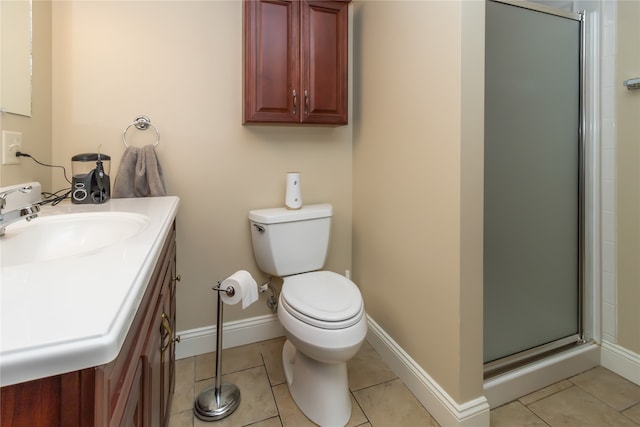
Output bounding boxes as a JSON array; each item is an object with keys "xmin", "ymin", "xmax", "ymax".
[{"xmin": 193, "ymin": 282, "xmax": 241, "ymax": 421}]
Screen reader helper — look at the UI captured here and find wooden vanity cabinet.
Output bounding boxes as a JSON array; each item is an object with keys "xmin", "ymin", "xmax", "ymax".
[
  {"xmin": 243, "ymin": 0, "xmax": 350, "ymax": 125},
  {"xmin": 0, "ymin": 223, "xmax": 178, "ymax": 427}
]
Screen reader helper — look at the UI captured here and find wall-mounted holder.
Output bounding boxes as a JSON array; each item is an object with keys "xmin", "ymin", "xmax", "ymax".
[
  {"xmin": 259, "ymin": 276, "xmax": 278, "ymax": 313},
  {"xmin": 122, "ymin": 115, "xmax": 160, "ymax": 147},
  {"xmin": 623, "ymin": 78, "xmax": 640, "ymax": 90},
  {"xmin": 193, "ymin": 282, "xmax": 241, "ymax": 421}
]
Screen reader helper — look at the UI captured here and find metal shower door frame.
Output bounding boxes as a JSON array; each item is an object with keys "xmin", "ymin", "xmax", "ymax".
[{"xmin": 483, "ymin": 0, "xmax": 587, "ymax": 377}]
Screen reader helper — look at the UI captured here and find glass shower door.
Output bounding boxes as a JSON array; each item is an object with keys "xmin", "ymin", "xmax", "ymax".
[{"xmin": 483, "ymin": 0, "xmax": 584, "ymax": 368}]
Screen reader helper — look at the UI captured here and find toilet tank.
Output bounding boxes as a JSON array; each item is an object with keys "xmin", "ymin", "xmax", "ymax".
[{"xmin": 249, "ymin": 204, "xmax": 332, "ymax": 277}]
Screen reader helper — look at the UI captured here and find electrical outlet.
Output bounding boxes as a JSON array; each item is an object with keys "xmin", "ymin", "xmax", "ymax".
[{"xmin": 2, "ymin": 131, "xmax": 23, "ymax": 165}]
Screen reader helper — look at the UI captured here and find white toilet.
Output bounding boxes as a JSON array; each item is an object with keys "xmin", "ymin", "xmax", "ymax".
[{"xmin": 249, "ymin": 203, "xmax": 367, "ymax": 427}]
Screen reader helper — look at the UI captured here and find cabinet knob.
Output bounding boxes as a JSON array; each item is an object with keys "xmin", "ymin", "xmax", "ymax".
[{"xmin": 173, "ymin": 274, "xmax": 181, "ymax": 282}]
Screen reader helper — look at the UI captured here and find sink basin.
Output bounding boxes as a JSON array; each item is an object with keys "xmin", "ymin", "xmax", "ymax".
[{"xmin": 0, "ymin": 212, "xmax": 149, "ymax": 267}]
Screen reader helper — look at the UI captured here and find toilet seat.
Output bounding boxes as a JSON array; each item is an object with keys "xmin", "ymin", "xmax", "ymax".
[{"xmin": 281, "ymin": 271, "xmax": 363, "ymax": 330}]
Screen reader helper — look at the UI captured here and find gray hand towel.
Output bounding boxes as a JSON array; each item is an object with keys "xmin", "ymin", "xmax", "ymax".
[{"xmin": 112, "ymin": 145, "xmax": 166, "ymax": 198}]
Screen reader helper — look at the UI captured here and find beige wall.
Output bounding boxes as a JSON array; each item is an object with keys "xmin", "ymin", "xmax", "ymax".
[
  {"xmin": 0, "ymin": 0, "xmax": 52, "ymax": 190},
  {"xmin": 352, "ymin": 0, "xmax": 484, "ymax": 404},
  {"xmin": 50, "ymin": 1, "xmax": 353, "ymax": 330},
  {"xmin": 616, "ymin": 1, "xmax": 640, "ymax": 354}
]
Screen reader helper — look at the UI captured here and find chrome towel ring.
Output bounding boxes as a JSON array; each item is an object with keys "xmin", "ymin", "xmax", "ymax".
[{"xmin": 122, "ymin": 115, "xmax": 160, "ymax": 147}]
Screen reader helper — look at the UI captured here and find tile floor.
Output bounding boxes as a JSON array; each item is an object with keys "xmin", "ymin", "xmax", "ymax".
[{"xmin": 168, "ymin": 337, "xmax": 640, "ymax": 427}]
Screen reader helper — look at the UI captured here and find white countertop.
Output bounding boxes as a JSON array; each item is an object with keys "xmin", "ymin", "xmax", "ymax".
[{"xmin": 0, "ymin": 196, "xmax": 180, "ymax": 387}]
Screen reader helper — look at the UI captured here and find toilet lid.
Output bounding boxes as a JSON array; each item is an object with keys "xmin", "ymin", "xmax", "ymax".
[{"xmin": 281, "ymin": 271, "xmax": 363, "ymax": 329}]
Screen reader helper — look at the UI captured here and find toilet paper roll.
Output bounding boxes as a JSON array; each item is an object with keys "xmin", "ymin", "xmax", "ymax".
[
  {"xmin": 285, "ymin": 172, "xmax": 302, "ymax": 210},
  {"xmin": 220, "ymin": 270, "xmax": 259, "ymax": 309}
]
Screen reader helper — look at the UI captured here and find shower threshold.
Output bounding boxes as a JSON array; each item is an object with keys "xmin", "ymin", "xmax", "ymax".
[
  {"xmin": 484, "ymin": 335, "xmax": 585, "ymax": 379},
  {"xmin": 483, "ymin": 338, "xmax": 599, "ymax": 408}
]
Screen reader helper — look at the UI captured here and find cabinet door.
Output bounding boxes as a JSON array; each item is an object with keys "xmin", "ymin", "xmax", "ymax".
[
  {"xmin": 244, "ymin": 0, "xmax": 300, "ymax": 123},
  {"xmin": 142, "ymin": 296, "xmax": 163, "ymax": 427},
  {"xmin": 142, "ymin": 257, "xmax": 176, "ymax": 427},
  {"xmin": 162, "ymin": 255, "xmax": 177, "ymax": 422},
  {"xmin": 300, "ymin": 0, "xmax": 349, "ymax": 124},
  {"xmin": 119, "ymin": 360, "xmax": 144, "ymax": 427}
]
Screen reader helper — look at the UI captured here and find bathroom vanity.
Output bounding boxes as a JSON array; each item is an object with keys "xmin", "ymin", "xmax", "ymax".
[{"xmin": 0, "ymin": 196, "xmax": 180, "ymax": 427}]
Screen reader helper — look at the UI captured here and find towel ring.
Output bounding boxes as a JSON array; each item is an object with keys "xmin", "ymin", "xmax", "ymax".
[{"xmin": 122, "ymin": 115, "xmax": 160, "ymax": 147}]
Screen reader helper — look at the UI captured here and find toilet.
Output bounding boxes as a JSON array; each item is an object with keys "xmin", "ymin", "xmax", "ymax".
[{"xmin": 249, "ymin": 203, "xmax": 367, "ymax": 427}]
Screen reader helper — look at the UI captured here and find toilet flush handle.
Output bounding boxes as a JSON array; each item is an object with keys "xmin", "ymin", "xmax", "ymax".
[{"xmin": 253, "ymin": 223, "xmax": 265, "ymax": 233}]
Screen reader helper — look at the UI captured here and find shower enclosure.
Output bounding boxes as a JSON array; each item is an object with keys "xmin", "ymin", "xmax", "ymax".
[{"xmin": 483, "ymin": 0, "xmax": 586, "ymax": 375}]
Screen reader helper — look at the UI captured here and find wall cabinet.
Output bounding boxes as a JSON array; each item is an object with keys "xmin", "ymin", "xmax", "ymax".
[
  {"xmin": 243, "ymin": 0, "xmax": 350, "ymax": 125},
  {"xmin": 0, "ymin": 223, "xmax": 178, "ymax": 427}
]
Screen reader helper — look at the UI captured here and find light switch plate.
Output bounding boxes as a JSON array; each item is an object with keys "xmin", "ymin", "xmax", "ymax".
[{"xmin": 2, "ymin": 131, "xmax": 22, "ymax": 165}]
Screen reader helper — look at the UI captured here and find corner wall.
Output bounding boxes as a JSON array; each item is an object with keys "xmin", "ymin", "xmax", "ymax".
[
  {"xmin": 616, "ymin": 0, "xmax": 640, "ymax": 356},
  {"xmin": 352, "ymin": 0, "xmax": 485, "ymax": 409}
]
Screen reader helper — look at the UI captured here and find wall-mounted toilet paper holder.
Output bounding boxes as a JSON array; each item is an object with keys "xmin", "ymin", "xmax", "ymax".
[{"xmin": 193, "ymin": 282, "xmax": 241, "ymax": 421}]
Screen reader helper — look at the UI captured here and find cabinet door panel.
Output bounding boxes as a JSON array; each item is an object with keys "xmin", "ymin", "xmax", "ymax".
[
  {"xmin": 162, "ymin": 255, "xmax": 177, "ymax": 423},
  {"xmin": 119, "ymin": 360, "xmax": 143, "ymax": 427},
  {"xmin": 301, "ymin": 1, "xmax": 348, "ymax": 124},
  {"xmin": 244, "ymin": 0, "xmax": 299, "ymax": 123}
]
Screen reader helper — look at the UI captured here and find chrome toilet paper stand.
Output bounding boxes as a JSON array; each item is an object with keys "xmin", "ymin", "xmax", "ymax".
[{"xmin": 194, "ymin": 282, "xmax": 241, "ymax": 421}]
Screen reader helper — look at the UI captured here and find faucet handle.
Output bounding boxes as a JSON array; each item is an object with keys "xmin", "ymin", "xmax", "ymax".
[
  {"xmin": 21, "ymin": 204, "xmax": 40, "ymax": 221},
  {"xmin": 0, "ymin": 185, "xmax": 33, "ymax": 210}
]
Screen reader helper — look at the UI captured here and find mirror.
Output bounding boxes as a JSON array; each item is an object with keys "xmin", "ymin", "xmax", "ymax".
[{"xmin": 0, "ymin": 0, "xmax": 32, "ymax": 117}]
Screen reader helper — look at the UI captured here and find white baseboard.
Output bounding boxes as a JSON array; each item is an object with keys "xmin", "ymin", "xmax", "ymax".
[
  {"xmin": 365, "ymin": 315, "xmax": 490, "ymax": 427},
  {"xmin": 483, "ymin": 342, "xmax": 600, "ymax": 408},
  {"xmin": 175, "ymin": 314, "xmax": 284, "ymax": 360},
  {"xmin": 601, "ymin": 340, "xmax": 640, "ymax": 386}
]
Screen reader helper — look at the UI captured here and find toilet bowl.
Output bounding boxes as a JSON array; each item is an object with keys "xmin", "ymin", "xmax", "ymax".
[
  {"xmin": 248, "ymin": 204, "xmax": 367, "ymax": 427},
  {"xmin": 279, "ymin": 271, "xmax": 367, "ymax": 427}
]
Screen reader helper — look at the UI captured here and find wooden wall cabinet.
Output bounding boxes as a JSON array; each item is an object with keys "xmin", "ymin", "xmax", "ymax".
[
  {"xmin": 243, "ymin": 0, "xmax": 350, "ymax": 125},
  {"xmin": 0, "ymin": 223, "xmax": 178, "ymax": 427}
]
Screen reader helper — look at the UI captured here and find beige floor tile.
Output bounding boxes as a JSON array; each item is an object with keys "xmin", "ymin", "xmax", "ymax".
[
  {"xmin": 172, "ymin": 338, "xmax": 640, "ymax": 427},
  {"xmin": 249, "ymin": 416, "xmax": 283, "ymax": 427},
  {"xmin": 259, "ymin": 337, "xmax": 286, "ymax": 386},
  {"xmin": 271, "ymin": 383, "xmax": 316, "ymax": 427},
  {"xmin": 528, "ymin": 386, "xmax": 639, "ymax": 426},
  {"xmin": 347, "ymin": 340, "xmax": 397, "ymax": 391},
  {"xmin": 624, "ymin": 403, "xmax": 640, "ymax": 424},
  {"xmin": 519, "ymin": 380, "xmax": 573, "ymax": 406},
  {"xmin": 195, "ymin": 343, "xmax": 264, "ymax": 381},
  {"xmin": 272, "ymin": 383, "xmax": 367, "ymax": 427},
  {"xmin": 490, "ymin": 401, "xmax": 547, "ymax": 427},
  {"xmin": 353, "ymin": 379, "xmax": 439, "ymax": 426},
  {"xmin": 172, "ymin": 357, "xmax": 196, "ymax": 414},
  {"xmin": 194, "ymin": 366, "xmax": 278, "ymax": 427},
  {"xmin": 570, "ymin": 367, "xmax": 640, "ymax": 411},
  {"xmin": 168, "ymin": 410, "xmax": 193, "ymax": 427},
  {"xmin": 194, "ymin": 352, "xmax": 216, "ymax": 381}
]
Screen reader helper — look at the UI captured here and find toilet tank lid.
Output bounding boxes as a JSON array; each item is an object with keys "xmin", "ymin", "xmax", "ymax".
[{"xmin": 249, "ymin": 203, "xmax": 332, "ymax": 224}]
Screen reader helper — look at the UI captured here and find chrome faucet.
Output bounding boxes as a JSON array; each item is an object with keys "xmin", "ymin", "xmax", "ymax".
[{"xmin": 0, "ymin": 185, "xmax": 41, "ymax": 236}]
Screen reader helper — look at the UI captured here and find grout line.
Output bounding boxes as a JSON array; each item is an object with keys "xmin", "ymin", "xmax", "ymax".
[
  {"xmin": 349, "ymin": 389, "xmax": 370, "ymax": 426},
  {"xmin": 521, "ymin": 403, "xmax": 552, "ymax": 427},
  {"xmin": 518, "ymin": 383, "xmax": 576, "ymax": 407},
  {"xmin": 349, "ymin": 377, "xmax": 399, "ymax": 394}
]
